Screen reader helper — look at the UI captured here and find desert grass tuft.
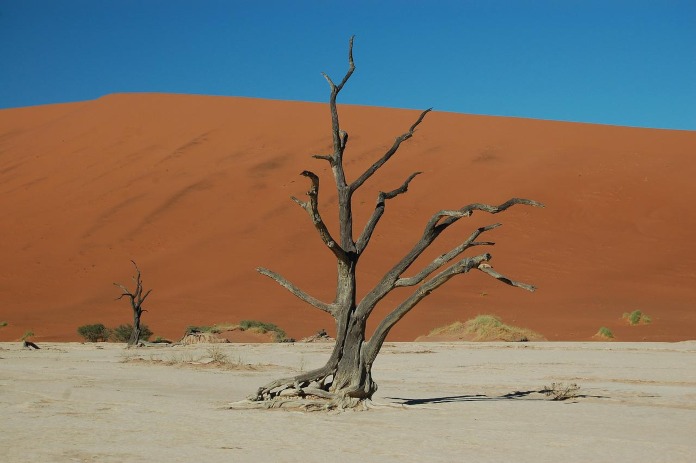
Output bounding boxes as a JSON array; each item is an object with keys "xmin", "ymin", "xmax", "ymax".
[
  {"xmin": 595, "ymin": 326, "xmax": 614, "ymax": 339},
  {"xmin": 206, "ymin": 345, "xmax": 230, "ymax": 364},
  {"xmin": 623, "ymin": 310, "xmax": 651, "ymax": 325},
  {"xmin": 430, "ymin": 315, "xmax": 544, "ymax": 342}
]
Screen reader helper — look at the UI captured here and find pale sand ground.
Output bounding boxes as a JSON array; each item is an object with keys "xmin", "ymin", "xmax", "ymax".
[{"xmin": 1, "ymin": 342, "xmax": 695, "ymax": 462}]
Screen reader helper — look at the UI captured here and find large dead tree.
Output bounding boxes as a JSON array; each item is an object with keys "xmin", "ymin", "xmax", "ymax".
[
  {"xmin": 236, "ymin": 37, "xmax": 543, "ymax": 410},
  {"xmin": 114, "ymin": 260, "xmax": 152, "ymax": 347}
]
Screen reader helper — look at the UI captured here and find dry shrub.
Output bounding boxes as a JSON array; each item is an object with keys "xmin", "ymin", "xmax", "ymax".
[
  {"xmin": 206, "ymin": 346, "xmax": 230, "ymax": 364},
  {"xmin": 300, "ymin": 329, "xmax": 334, "ymax": 343},
  {"xmin": 429, "ymin": 315, "xmax": 545, "ymax": 342},
  {"xmin": 179, "ymin": 331, "xmax": 229, "ymax": 345},
  {"xmin": 541, "ymin": 382, "xmax": 580, "ymax": 401}
]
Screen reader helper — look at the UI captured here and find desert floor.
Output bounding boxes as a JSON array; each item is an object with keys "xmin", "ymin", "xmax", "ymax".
[{"xmin": 1, "ymin": 341, "xmax": 695, "ymax": 462}]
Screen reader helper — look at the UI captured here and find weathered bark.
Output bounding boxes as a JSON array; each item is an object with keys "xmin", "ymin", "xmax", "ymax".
[
  {"xmin": 234, "ymin": 37, "xmax": 543, "ymax": 411},
  {"xmin": 129, "ymin": 310, "xmax": 143, "ymax": 346},
  {"xmin": 114, "ymin": 260, "xmax": 152, "ymax": 347}
]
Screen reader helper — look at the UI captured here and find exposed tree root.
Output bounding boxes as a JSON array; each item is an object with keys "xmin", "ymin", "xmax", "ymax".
[
  {"xmin": 229, "ymin": 368, "xmax": 383, "ymax": 412},
  {"xmin": 228, "ymin": 396, "xmax": 369, "ymax": 412},
  {"xmin": 227, "ymin": 395, "xmax": 413, "ymax": 412},
  {"xmin": 251, "ymin": 373, "xmax": 335, "ymax": 401}
]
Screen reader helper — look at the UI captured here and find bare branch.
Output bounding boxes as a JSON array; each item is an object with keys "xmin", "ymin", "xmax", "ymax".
[
  {"xmin": 323, "ymin": 36, "xmax": 356, "ymax": 161},
  {"xmin": 364, "ymin": 253, "xmax": 493, "ymax": 364},
  {"xmin": 140, "ymin": 288, "xmax": 153, "ymax": 304},
  {"xmin": 350, "ymin": 108, "xmax": 432, "ymax": 192},
  {"xmin": 113, "ymin": 283, "xmax": 132, "ymax": 299},
  {"xmin": 257, "ymin": 267, "xmax": 335, "ymax": 315},
  {"xmin": 336, "ymin": 36, "xmax": 355, "ymax": 92},
  {"xmin": 432, "ymin": 198, "xmax": 545, "ymax": 229},
  {"xmin": 321, "ymin": 72, "xmax": 336, "ymax": 89},
  {"xmin": 364, "ymin": 253, "xmax": 535, "ymax": 365},
  {"xmin": 356, "ymin": 172, "xmax": 421, "ymax": 253},
  {"xmin": 477, "ymin": 264, "xmax": 536, "ymax": 292},
  {"xmin": 383, "ymin": 171, "xmax": 421, "ymax": 200},
  {"xmin": 312, "ymin": 154, "xmax": 333, "ymax": 163},
  {"xmin": 395, "ymin": 223, "xmax": 501, "ymax": 287},
  {"xmin": 290, "ymin": 195, "xmax": 306, "ymax": 208},
  {"xmin": 356, "ymin": 198, "xmax": 541, "ymax": 319},
  {"xmin": 292, "ymin": 170, "xmax": 348, "ymax": 261}
]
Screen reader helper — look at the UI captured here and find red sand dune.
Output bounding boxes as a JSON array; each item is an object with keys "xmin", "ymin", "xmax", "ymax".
[{"xmin": 1, "ymin": 93, "xmax": 694, "ymax": 342}]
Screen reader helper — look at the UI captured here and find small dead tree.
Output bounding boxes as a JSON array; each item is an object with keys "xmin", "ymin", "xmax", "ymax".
[
  {"xmin": 114, "ymin": 260, "xmax": 152, "ymax": 347},
  {"xmin": 235, "ymin": 37, "xmax": 543, "ymax": 410}
]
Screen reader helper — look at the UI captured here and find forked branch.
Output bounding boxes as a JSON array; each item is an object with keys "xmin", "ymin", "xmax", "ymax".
[
  {"xmin": 351, "ymin": 108, "xmax": 432, "ymax": 192},
  {"xmin": 356, "ymin": 171, "xmax": 421, "ymax": 253},
  {"xmin": 321, "ymin": 37, "xmax": 355, "ymax": 94},
  {"xmin": 113, "ymin": 260, "xmax": 152, "ymax": 311},
  {"xmin": 322, "ymin": 36, "xmax": 355, "ymax": 161},
  {"xmin": 431, "ymin": 198, "xmax": 545, "ymax": 230},
  {"xmin": 356, "ymin": 198, "xmax": 543, "ymax": 318},
  {"xmin": 291, "ymin": 170, "xmax": 348, "ymax": 261},
  {"xmin": 364, "ymin": 253, "xmax": 535, "ymax": 364},
  {"xmin": 395, "ymin": 223, "xmax": 501, "ymax": 287}
]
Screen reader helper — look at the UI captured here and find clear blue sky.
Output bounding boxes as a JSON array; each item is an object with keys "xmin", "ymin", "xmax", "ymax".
[{"xmin": 1, "ymin": 0, "xmax": 695, "ymax": 130}]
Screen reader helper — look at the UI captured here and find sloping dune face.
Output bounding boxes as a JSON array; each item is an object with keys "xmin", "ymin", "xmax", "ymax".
[{"xmin": 1, "ymin": 93, "xmax": 694, "ymax": 342}]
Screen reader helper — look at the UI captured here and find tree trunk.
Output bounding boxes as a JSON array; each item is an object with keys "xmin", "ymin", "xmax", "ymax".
[
  {"xmin": 247, "ymin": 310, "xmax": 377, "ymax": 407},
  {"xmin": 331, "ymin": 317, "xmax": 376, "ymax": 399},
  {"xmin": 129, "ymin": 310, "xmax": 142, "ymax": 346}
]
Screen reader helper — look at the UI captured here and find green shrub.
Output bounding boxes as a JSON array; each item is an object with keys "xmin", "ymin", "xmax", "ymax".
[
  {"xmin": 110, "ymin": 324, "xmax": 153, "ymax": 342},
  {"xmin": 77, "ymin": 323, "xmax": 110, "ymax": 342},
  {"xmin": 0, "ymin": 321, "xmax": 7, "ymax": 328},
  {"xmin": 239, "ymin": 320, "xmax": 288, "ymax": 342},
  {"xmin": 152, "ymin": 336, "xmax": 172, "ymax": 344},
  {"xmin": 596, "ymin": 326, "xmax": 614, "ymax": 339},
  {"xmin": 185, "ymin": 325, "xmax": 218, "ymax": 335},
  {"xmin": 623, "ymin": 310, "xmax": 651, "ymax": 325}
]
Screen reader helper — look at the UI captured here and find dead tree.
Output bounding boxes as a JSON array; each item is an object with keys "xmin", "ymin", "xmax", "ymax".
[
  {"xmin": 114, "ymin": 260, "xmax": 152, "ymax": 347},
  {"xmin": 236, "ymin": 37, "xmax": 543, "ymax": 410}
]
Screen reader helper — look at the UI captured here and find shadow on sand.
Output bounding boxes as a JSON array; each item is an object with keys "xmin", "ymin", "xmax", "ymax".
[{"xmin": 387, "ymin": 389, "xmax": 606, "ymax": 406}]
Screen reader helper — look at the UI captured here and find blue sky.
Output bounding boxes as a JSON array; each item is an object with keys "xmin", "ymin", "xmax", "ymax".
[{"xmin": 1, "ymin": 0, "xmax": 695, "ymax": 130}]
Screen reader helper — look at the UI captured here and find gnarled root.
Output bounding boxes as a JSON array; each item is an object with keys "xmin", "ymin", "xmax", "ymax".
[
  {"xmin": 228, "ymin": 371, "xmax": 376, "ymax": 411},
  {"xmin": 228, "ymin": 395, "xmax": 371, "ymax": 412},
  {"xmin": 254, "ymin": 375, "xmax": 334, "ymax": 400}
]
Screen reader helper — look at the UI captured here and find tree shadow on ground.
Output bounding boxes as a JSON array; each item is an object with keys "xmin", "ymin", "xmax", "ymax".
[{"xmin": 387, "ymin": 389, "xmax": 607, "ymax": 406}]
